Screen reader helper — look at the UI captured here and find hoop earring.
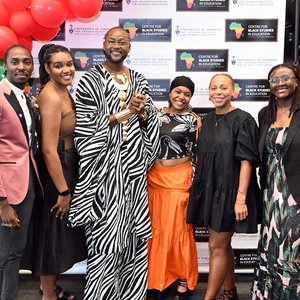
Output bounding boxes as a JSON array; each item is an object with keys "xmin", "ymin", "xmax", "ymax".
[{"xmin": 186, "ymin": 103, "xmax": 193, "ymax": 112}]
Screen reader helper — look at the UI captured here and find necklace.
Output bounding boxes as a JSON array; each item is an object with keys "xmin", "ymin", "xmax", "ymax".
[
  {"xmin": 214, "ymin": 106, "xmax": 232, "ymax": 126},
  {"xmin": 103, "ymin": 63, "xmax": 129, "ymax": 142},
  {"xmin": 50, "ymin": 81, "xmax": 69, "ymax": 101},
  {"xmin": 103, "ymin": 63, "xmax": 128, "ymax": 86}
]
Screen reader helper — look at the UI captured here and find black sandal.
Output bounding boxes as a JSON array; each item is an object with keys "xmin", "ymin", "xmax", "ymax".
[
  {"xmin": 174, "ymin": 279, "xmax": 192, "ymax": 300},
  {"xmin": 55, "ymin": 285, "xmax": 77, "ymax": 300},
  {"xmin": 217, "ymin": 286, "xmax": 239, "ymax": 300}
]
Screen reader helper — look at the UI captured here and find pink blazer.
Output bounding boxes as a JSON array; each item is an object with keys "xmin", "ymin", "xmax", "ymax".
[{"xmin": 0, "ymin": 79, "xmax": 41, "ymax": 205}]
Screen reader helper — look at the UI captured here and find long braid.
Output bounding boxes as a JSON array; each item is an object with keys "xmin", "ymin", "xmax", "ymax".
[
  {"xmin": 37, "ymin": 44, "xmax": 72, "ymax": 98},
  {"xmin": 265, "ymin": 63, "xmax": 300, "ymax": 124}
]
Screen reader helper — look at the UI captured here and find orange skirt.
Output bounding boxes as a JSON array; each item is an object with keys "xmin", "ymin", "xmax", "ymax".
[{"xmin": 147, "ymin": 161, "xmax": 198, "ymax": 291}]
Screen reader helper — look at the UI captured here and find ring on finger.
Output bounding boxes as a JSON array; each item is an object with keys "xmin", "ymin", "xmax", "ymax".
[
  {"xmin": 1, "ymin": 223, "xmax": 12, "ymax": 227},
  {"xmin": 58, "ymin": 208, "xmax": 62, "ymax": 212}
]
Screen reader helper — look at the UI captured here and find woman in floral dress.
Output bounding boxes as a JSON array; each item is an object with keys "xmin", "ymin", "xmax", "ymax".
[{"xmin": 252, "ymin": 63, "xmax": 300, "ymax": 299}]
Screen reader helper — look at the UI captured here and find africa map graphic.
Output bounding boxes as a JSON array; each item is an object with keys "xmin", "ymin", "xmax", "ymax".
[
  {"xmin": 229, "ymin": 22, "xmax": 245, "ymax": 39},
  {"xmin": 180, "ymin": 52, "xmax": 195, "ymax": 69},
  {"xmin": 74, "ymin": 51, "xmax": 90, "ymax": 68}
]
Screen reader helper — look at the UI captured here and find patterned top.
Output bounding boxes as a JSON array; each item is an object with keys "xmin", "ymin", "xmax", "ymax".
[
  {"xmin": 156, "ymin": 108, "xmax": 201, "ymax": 167},
  {"xmin": 68, "ymin": 64, "xmax": 160, "ymax": 254}
]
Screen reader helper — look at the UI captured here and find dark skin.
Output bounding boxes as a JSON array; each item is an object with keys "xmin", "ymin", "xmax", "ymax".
[
  {"xmin": 269, "ymin": 67, "xmax": 298, "ymax": 128},
  {"xmin": 0, "ymin": 47, "xmax": 33, "ymax": 230},
  {"xmin": 102, "ymin": 27, "xmax": 147, "ymax": 126},
  {"xmin": 204, "ymin": 75, "xmax": 252, "ymax": 300},
  {"xmin": 38, "ymin": 51, "xmax": 76, "ymax": 300}
]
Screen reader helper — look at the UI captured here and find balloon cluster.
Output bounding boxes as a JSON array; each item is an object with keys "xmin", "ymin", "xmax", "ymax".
[{"xmin": 0, "ymin": 0, "xmax": 103, "ymax": 59}]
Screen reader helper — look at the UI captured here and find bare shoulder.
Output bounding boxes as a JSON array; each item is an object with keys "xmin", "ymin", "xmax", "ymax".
[{"xmin": 37, "ymin": 83, "xmax": 62, "ymax": 110}]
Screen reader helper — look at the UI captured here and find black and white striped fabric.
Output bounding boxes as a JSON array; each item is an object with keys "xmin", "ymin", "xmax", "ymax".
[{"xmin": 68, "ymin": 64, "xmax": 160, "ymax": 299}]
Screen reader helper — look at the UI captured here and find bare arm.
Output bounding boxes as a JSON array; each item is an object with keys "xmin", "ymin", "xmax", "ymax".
[
  {"xmin": 234, "ymin": 160, "xmax": 252, "ymax": 222},
  {"xmin": 39, "ymin": 88, "xmax": 70, "ymax": 219}
]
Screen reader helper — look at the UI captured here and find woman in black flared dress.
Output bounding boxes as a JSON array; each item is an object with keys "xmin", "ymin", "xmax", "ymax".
[
  {"xmin": 30, "ymin": 44, "xmax": 87, "ymax": 300},
  {"xmin": 187, "ymin": 73, "xmax": 260, "ymax": 300}
]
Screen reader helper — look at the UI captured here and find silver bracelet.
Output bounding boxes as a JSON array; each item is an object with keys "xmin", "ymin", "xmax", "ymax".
[
  {"xmin": 115, "ymin": 109, "xmax": 132, "ymax": 123},
  {"xmin": 237, "ymin": 190, "xmax": 246, "ymax": 194}
]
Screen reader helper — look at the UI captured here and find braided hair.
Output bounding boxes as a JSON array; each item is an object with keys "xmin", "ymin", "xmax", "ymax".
[
  {"xmin": 265, "ymin": 63, "xmax": 300, "ymax": 124},
  {"xmin": 37, "ymin": 44, "xmax": 72, "ymax": 97}
]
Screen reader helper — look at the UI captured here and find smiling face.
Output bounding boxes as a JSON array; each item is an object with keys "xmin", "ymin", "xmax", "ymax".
[
  {"xmin": 103, "ymin": 28, "xmax": 131, "ymax": 64},
  {"xmin": 45, "ymin": 51, "xmax": 75, "ymax": 87},
  {"xmin": 3, "ymin": 46, "xmax": 33, "ymax": 89},
  {"xmin": 169, "ymin": 86, "xmax": 192, "ymax": 113},
  {"xmin": 209, "ymin": 74, "xmax": 234, "ymax": 112},
  {"xmin": 269, "ymin": 67, "xmax": 298, "ymax": 101}
]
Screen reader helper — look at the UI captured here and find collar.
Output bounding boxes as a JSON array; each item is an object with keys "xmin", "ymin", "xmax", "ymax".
[{"xmin": 5, "ymin": 78, "xmax": 25, "ymax": 97}]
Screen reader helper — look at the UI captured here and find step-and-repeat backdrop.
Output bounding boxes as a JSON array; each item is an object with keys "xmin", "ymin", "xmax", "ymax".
[{"xmin": 26, "ymin": 0, "xmax": 286, "ymax": 273}]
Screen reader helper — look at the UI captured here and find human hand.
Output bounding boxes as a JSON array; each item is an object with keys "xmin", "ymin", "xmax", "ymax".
[
  {"xmin": 0, "ymin": 200, "xmax": 20, "ymax": 228},
  {"xmin": 234, "ymin": 193, "xmax": 248, "ymax": 222},
  {"xmin": 128, "ymin": 93, "xmax": 147, "ymax": 114},
  {"xmin": 51, "ymin": 194, "xmax": 71, "ymax": 219}
]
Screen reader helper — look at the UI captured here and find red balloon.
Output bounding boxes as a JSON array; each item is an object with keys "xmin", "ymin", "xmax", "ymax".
[
  {"xmin": 2, "ymin": 0, "xmax": 31, "ymax": 11},
  {"xmin": 67, "ymin": 0, "xmax": 103, "ymax": 18},
  {"xmin": 31, "ymin": 23, "xmax": 60, "ymax": 41},
  {"xmin": 9, "ymin": 11, "xmax": 36, "ymax": 38},
  {"xmin": 31, "ymin": 0, "xmax": 68, "ymax": 28},
  {"xmin": 0, "ymin": 26, "xmax": 18, "ymax": 59},
  {"xmin": 0, "ymin": 2, "xmax": 11, "ymax": 26},
  {"xmin": 17, "ymin": 36, "xmax": 33, "ymax": 52},
  {"xmin": 66, "ymin": 9, "xmax": 79, "ymax": 21}
]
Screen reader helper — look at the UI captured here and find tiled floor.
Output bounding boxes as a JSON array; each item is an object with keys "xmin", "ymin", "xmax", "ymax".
[{"xmin": 17, "ymin": 273, "xmax": 253, "ymax": 300}]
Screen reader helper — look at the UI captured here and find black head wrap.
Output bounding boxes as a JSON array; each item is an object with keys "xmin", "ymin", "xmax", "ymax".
[{"xmin": 169, "ymin": 76, "xmax": 195, "ymax": 96}]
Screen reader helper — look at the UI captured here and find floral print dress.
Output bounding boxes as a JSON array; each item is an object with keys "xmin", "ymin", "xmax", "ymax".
[{"xmin": 251, "ymin": 127, "xmax": 300, "ymax": 300}]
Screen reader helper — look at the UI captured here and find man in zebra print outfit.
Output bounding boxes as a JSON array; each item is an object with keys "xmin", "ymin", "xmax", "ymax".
[{"xmin": 68, "ymin": 27, "xmax": 160, "ymax": 300}]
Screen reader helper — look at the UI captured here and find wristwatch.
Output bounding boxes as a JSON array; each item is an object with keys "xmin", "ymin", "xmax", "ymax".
[{"xmin": 58, "ymin": 189, "xmax": 70, "ymax": 196}]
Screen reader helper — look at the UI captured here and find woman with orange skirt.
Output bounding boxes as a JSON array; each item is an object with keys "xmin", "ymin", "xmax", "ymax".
[{"xmin": 147, "ymin": 76, "xmax": 201, "ymax": 300}]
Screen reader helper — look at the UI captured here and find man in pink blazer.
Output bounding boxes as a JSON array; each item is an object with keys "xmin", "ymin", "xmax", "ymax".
[{"xmin": 0, "ymin": 45, "xmax": 42, "ymax": 300}]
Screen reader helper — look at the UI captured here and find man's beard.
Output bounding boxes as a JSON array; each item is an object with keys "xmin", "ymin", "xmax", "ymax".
[{"xmin": 103, "ymin": 49, "xmax": 127, "ymax": 64}]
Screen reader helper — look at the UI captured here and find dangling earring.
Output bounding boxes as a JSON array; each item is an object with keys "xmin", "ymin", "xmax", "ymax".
[{"xmin": 231, "ymin": 95, "xmax": 234, "ymax": 101}]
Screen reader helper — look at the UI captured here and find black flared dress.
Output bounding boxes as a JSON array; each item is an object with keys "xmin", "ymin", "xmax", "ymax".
[
  {"xmin": 28, "ymin": 111, "xmax": 87, "ymax": 275},
  {"xmin": 187, "ymin": 109, "xmax": 260, "ymax": 233}
]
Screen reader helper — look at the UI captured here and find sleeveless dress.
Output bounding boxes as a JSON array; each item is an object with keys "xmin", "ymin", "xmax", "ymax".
[
  {"xmin": 28, "ymin": 110, "xmax": 87, "ymax": 275},
  {"xmin": 251, "ymin": 128, "xmax": 300, "ymax": 299}
]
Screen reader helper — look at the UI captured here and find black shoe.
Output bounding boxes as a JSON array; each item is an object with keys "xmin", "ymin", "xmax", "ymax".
[
  {"xmin": 152, "ymin": 289, "xmax": 168, "ymax": 300},
  {"xmin": 174, "ymin": 279, "xmax": 191, "ymax": 300},
  {"xmin": 217, "ymin": 286, "xmax": 239, "ymax": 300}
]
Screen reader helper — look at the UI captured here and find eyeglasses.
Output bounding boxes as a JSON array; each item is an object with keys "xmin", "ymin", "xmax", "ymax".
[
  {"xmin": 269, "ymin": 75, "xmax": 296, "ymax": 85},
  {"xmin": 105, "ymin": 39, "xmax": 130, "ymax": 47}
]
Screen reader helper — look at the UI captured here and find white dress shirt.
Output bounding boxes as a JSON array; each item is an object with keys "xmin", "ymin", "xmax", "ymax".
[{"xmin": 5, "ymin": 78, "xmax": 32, "ymax": 145}]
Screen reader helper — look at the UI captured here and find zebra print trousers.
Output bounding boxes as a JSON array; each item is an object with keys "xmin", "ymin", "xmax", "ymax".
[{"xmin": 84, "ymin": 225, "xmax": 148, "ymax": 300}]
